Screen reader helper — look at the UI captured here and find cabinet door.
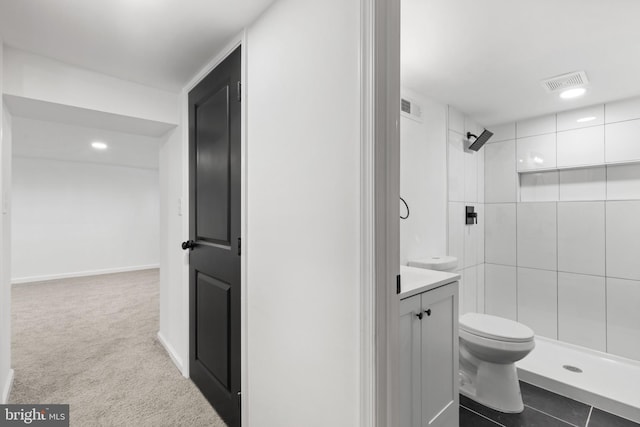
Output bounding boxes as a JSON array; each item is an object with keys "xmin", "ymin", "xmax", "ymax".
[
  {"xmin": 399, "ymin": 295, "xmax": 422, "ymax": 427},
  {"xmin": 421, "ymin": 283, "xmax": 459, "ymax": 427}
]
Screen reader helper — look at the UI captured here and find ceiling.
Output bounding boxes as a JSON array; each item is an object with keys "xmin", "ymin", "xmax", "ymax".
[
  {"xmin": 402, "ymin": 0, "xmax": 640, "ymax": 126},
  {"xmin": 3, "ymin": 0, "xmax": 638, "ymax": 129},
  {"xmin": 1, "ymin": 0, "xmax": 275, "ymax": 169},
  {"xmin": 0, "ymin": 0, "xmax": 276, "ymax": 91},
  {"xmin": 4, "ymin": 95, "xmax": 176, "ymax": 137},
  {"xmin": 12, "ymin": 116, "xmax": 162, "ymax": 170}
]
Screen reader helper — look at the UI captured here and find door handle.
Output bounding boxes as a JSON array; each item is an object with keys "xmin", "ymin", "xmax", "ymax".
[
  {"xmin": 425, "ymin": 309, "xmax": 431, "ymax": 317},
  {"xmin": 181, "ymin": 240, "xmax": 196, "ymax": 250}
]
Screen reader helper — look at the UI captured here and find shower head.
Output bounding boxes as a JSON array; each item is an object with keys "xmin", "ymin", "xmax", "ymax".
[{"xmin": 467, "ymin": 129, "xmax": 494, "ymax": 151}]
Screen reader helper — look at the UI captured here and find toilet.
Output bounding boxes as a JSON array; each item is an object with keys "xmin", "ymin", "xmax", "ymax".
[{"xmin": 407, "ymin": 256, "xmax": 535, "ymax": 413}]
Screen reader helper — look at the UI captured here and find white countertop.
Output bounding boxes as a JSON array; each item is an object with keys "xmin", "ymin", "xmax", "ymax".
[{"xmin": 399, "ymin": 265, "xmax": 460, "ymax": 300}]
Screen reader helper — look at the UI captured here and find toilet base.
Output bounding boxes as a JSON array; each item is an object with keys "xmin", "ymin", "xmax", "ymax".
[{"xmin": 460, "ymin": 361, "xmax": 524, "ymax": 413}]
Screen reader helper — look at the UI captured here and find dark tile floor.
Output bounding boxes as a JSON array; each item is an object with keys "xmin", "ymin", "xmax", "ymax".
[{"xmin": 460, "ymin": 381, "xmax": 640, "ymax": 427}]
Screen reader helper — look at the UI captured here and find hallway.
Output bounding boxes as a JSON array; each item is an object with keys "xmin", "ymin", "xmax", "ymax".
[{"xmin": 10, "ymin": 269, "xmax": 225, "ymax": 427}]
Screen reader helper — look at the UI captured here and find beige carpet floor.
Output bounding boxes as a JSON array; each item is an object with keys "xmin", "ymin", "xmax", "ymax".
[{"xmin": 10, "ymin": 269, "xmax": 226, "ymax": 427}]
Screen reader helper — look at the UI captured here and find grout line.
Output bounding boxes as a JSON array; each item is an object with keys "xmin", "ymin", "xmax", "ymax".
[
  {"xmin": 460, "ymin": 405, "xmax": 505, "ymax": 427},
  {"xmin": 604, "ymin": 196, "xmax": 608, "ymax": 353},
  {"xmin": 585, "ymin": 406, "xmax": 593, "ymax": 427},
  {"xmin": 485, "ymin": 197, "xmax": 640, "ymax": 204},
  {"xmin": 525, "ymin": 405, "xmax": 580, "ymax": 427},
  {"xmin": 515, "ymin": 200, "xmax": 519, "ymax": 321},
  {"xmin": 553, "ymin": 113, "xmax": 556, "ymax": 175},
  {"xmin": 484, "ymin": 262, "xmax": 640, "ymax": 283},
  {"xmin": 604, "ymin": 103, "xmax": 608, "ymax": 166},
  {"xmin": 556, "ymin": 200, "xmax": 560, "ymax": 339}
]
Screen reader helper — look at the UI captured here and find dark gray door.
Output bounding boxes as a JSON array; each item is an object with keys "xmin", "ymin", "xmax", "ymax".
[{"xmin": 184, "ymin": 46, "xmax": 241, "ymax": 427}]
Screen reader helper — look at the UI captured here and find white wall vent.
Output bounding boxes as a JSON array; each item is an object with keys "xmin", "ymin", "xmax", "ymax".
[
  {"xmin": 541, "ymin": 71, "xmax": 589, "ymax": 93},
  {"xmin": 401, "ymin": 97, "xmax": 423, "ymax": 122}
]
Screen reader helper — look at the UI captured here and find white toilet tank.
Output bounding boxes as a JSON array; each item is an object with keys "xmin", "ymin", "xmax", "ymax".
[{"xmin": 408, "ymin": 256, "xmax": 457, "ymax": 272}]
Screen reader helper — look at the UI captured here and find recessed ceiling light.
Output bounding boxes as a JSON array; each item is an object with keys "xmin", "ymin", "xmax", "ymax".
[
  {"xmin": 91, "ymin": 141, "xmax": 108, "ymax": 150},
  {"xmin": 560, "ymin": 88, "xmax": 586, "ymax": 99},
  {"xmin": 576, "ymin": 116, "xmax": 596, "ymax": 123}
]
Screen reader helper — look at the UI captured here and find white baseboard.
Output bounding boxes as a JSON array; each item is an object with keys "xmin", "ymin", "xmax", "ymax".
[
  {"xmin": 157, "ymin": 331, "xmax": 186, "ymax": 378},
  {"xmin": 11, "ymin": 264, "xmax": 160, "ymax": 285},
  {"xmin": 2, "ymin": 369, "xmax": 14, "ymax": 404}
]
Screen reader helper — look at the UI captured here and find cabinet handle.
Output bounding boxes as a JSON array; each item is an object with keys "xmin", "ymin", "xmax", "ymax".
[
  {"xmin": 425, "ymin": 309, "xmax": 431, "ymax": 317},
  {"xmin": 416, "ymin": 312, "xmax": 423, "ymax": 320}
]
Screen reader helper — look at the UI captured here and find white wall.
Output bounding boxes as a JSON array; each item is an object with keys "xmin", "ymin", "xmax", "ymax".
[
  {"xmin": 484, "ymin": 96, "xmax": 640, "ymax": 362},
  {"xmin": 399, "ymin": 91, "xmax": 486, "ymax": 316},
  {"xmin": 244, "ymin": 0, "xmax": 360, "ymax": 425},
  {"xmin": 158, "ymin": 127, "xmax": 187, "ymax": 373},
  {"xmin": 158, "ymin": 1, "xmax": 364, "ymax": 424},
  {"xmin": 400, "ymin": 88, "xmax": 447, "ymax": 265},
  {"xmin": 3, "ymin": 47, "xmax": 179, "ymax": 126},
  {"xmin": 11, "ymin": 157, "xmax": 159, "ymax": 282},
  {"xmin": 0, "ymin": 41, "xmax": 14, "ymax": 404},
  {"xmin": 1, "ymin": 95, "xmax": 14, "ymax": 405}
]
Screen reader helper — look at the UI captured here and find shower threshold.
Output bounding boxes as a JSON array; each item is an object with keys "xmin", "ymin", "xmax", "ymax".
[{"xmin": 517, "ymin": 336, "xmax": 640, "ymax": 424}]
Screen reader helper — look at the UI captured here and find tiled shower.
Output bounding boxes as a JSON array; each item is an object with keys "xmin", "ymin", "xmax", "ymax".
[
  {"xmin": 482, "ymin": 97, "xmax": 640, "ymax": 363},
  {"xmin": 404, "ymin": 93, "xmax": 640, "ymax": 364}
]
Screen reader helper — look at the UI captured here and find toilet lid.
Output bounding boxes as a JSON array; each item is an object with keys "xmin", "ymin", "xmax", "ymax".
[{"xmin": 460, "ymin": 313, "xmax": 534, "ymax": 343}]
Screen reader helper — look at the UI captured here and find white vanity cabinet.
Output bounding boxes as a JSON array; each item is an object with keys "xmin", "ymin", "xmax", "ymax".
[{"xmin": 399, "ymin": 280, "xmax": 459, "ymax": 427}]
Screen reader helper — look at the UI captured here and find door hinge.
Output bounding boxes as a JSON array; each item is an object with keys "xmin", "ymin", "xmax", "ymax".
[
  {"xmin": 396, "ymin": 274, "xmax": 401, "ymax": 294},
  {"xmin": 238, "ymin": 237, "xmax": 241, "ymax": 256},
  {"xmin": 237, "ymin": 81, "xmax": 241, "ymax": 102}
]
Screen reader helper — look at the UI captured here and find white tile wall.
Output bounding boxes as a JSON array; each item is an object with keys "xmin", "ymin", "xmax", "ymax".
[
  {"xmin": 557, "ymin": 202, "xmax": 605, "ymax": 276},
  {"xmin": 463, "ymin": 206, "xmax": 479, "ymax": 269},
  {"xmin": 517, "ymin": 133, "xmax": 557, "ymax": 171},
  {"xmin": 517, "ymin": 203, "xmax": 557, "ymax": 270},
  {"xmin": 605, "ymin": 97, "xmax": 640, "ymax": 123},
  {"xmin": 607, "ymin": 163, "xmax": 640, "ymax": 200},
  {"xmin": 477, "ymin": 204, "xmax": 485, "ymax": 264},
  {"xmin": 449, "ymin": 106, "xmax": 464, "ymax": 134},
  {"xmin": 605, "ymin": 120, "xmax": 640, "ymax": 163},
  {"xmin": 448, "ymin": 130, "xmax": 466, "ymax": 202},
  {"xmin": 465, "ymin": 116, "xmax": 481, "ymax": 138},
  {"xmin": 477, "ymin": 263, "xmax": 485, "ymax": 313},
  {"xmin": 490, "ymin": 123, "xmax": 516, "ymax": 143},
  {"xmin": 448, "ymin": 202, "xmax": 465, "ymax": 270},
  {"xmin": 559, "ymin": 167, "xmax": 606, "ymax": 201},
  {"xmin": 463, "ymin": 204, "xmax": 484, "ymax": 269},
  {"xmin": 558, "ymin": 272, "xmax": 606, "ymax": 352},
  {"xmin": 517, "ymin": 114, "xmax": 556, "ymax": 138},
  {"xmin": 460, "ymin": 266, "xmax": 477, "ymax": 315},
  {"xmin": 485, "ymin": 203, "xmax": 516, "ymax": 266},
  {"xmin": 477, "ymin": 149, "xmax": 485, "ymax": 203},
  {"xmin": 485, "ymin": 96, "xmax": 640, "ymax": 362},
  {"xmin": 557, "ymin": 104, "xmax": 604, "ymax": 131},
  {"xmin": 485, "ymin": 140, "xmax": 517, "ymax": 202},
  {"xmin": 557, "ymin": 126, "xmax": 605, "ymax": 167},
  {"xmin": 606, "ymin": 201, "xmax": 640, "ymax": 281},
  {"xmin": 485, "ymin": 264, "xmax": 517, "ymax": 321},
  {"xmin": 446, "ymin": 108, "xmax": 485, "ymax": 322},
  {"xmin": 520, "ymin": 171, "xmax": 559, "ymax": 202},
  {"xmin": 517, "ymin": 267, "xmax": 558, "ymax": 339},
  {"xmin": 464, "ymin": 148, "xmax": 478, "ymax": 203},
  {"xmin": 606, "ymin": 277, "xmax": 640, "ymax": 360}
]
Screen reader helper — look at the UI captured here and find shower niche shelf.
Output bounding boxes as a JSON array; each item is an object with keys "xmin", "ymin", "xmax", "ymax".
[{"xmin": 517, "ymin": 158, "xmax": 640, "ymax": 175}]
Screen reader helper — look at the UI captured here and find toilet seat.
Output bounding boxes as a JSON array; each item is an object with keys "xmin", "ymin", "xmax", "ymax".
[{"xmin": 460, "ymin": 313, "xmax": 534, "ymax": 343}]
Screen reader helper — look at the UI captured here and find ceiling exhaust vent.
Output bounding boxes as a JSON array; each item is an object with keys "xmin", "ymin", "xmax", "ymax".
[
  {"xmin": 401, "ymin": 97, "xmax": 423, "ymax": 123},
  {"xmin": 541, "ymin": 71, "xmax": 589, "ymax": 93}
]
